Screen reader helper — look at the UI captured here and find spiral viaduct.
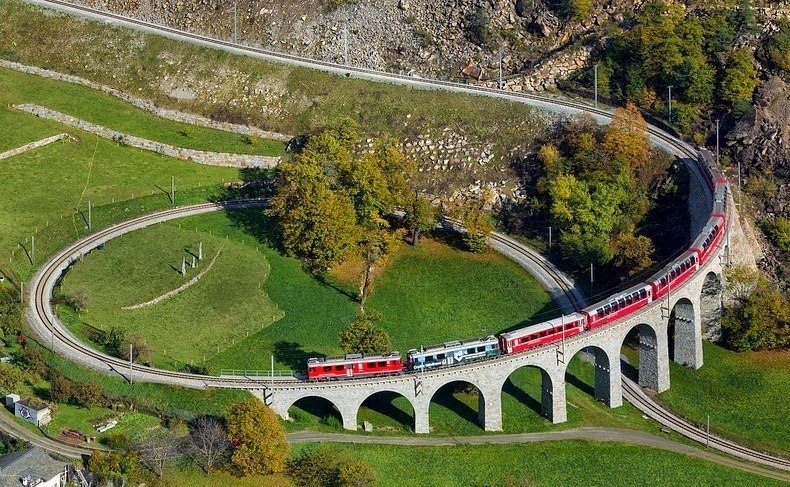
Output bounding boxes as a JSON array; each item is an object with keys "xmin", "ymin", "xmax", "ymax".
[{"xmin": 23, "ymin": 0, "xmax": 731, "ymax": 436}]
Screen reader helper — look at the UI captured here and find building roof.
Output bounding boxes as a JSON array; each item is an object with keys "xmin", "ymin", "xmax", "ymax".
[{"xmin": 0, "ymin": 447, "xmax": 67, "ymax": 487}]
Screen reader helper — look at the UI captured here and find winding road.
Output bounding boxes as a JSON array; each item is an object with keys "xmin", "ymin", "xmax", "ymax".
[{"xmin": 10, "ymin": 0, "xmax": 789, "ymax": 478}]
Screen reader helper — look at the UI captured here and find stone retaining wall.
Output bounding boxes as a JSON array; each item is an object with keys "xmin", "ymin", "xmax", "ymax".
[
  {"xmin": 0, "ymin": 133, "xmax": 74, "ymax": 161},
  {"xmin": 0, "ymin": 60, "xmax": 292, "ymax": 142},
  {"xmin": 15, "ymin": 104, "xmax": 280, "ymax": 169}
]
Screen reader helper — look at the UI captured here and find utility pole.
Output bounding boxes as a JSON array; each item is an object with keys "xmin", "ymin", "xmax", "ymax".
[
  {"xmin": 667, "ymin": 85, "xmax": 673, "ymax": 123},
  {"xmin": 590, "ymin": 263, "xmax": 594, "ymax": 296},
  {"xmin": 498, "ymin": 49, "xmax": 503, "ymax": 90},
  {"xmin": 129, "ymin": 344, "xmax": 134, "ymax": 385},
  {"xmin": 343, "ymin": 21, "xmax": 349, "ymax": 65},
  {"xmin": 706, "ymin": 415, "xmax": 710, "ymax": 447},
  {"xmin": 594, "ymin": 64, "xmax": 598, "ymax": 109},
  {"xmin": 31, "ymin": 235, "xmax": 35, "ymax": 265},
  {"xmin": 715, "ymin": 119, "xmax": 720, "ymax": 166},
  {"xmin": 271, "ymin": 355, "xmax": 274, "ymax": 388},
  {"xmin": 87, "ymin": 201, "xmax": 92, "ymax": 231},
  {"xmin": 548, "ymin": 226, "xmax": 552, "ymax": 251},
  {"xmin": 171, "ymin": 176, "xmax": 175, "ymax": 205},
  {"xmin": 233, "ymin": 0, "xmax": 238, "ymax": 43}
]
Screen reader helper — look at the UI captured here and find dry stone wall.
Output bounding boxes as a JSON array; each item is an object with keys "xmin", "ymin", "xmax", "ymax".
[
  {"xmin": 15, "ymin": 104, "xmax": 280, "ymax": 169},
  {"xmin": 0, "ymin": 133, "xmax": 75, "ymax": 161},
  {"xmin": 0, "ymin": 60, "xmax": 291, "ymax": 142}
]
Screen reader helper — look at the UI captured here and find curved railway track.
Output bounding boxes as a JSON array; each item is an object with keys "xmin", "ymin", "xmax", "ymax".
[
  {"xmin": 18, "ymin": 0, "xmax": 788, "ymax": 474},
  {"xmin": 622, "ymin": 378, "xmax": 790, "ymax": 473}
]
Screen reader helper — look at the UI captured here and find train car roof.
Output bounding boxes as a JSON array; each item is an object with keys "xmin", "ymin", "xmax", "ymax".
[
  {"xmin": 407, "ymin": 335, "xmax": 498, "ymax": 356},
  {"xmin": 307, "ymin": 352, "xmax": 401, "ymax": 366},
  {"xmin": 499, "ymin": 313, "xmax": 585, "ymax": 341},
  {"xmin": 582, "ymin": 281, "xmax": 652, "ymax": 314}
]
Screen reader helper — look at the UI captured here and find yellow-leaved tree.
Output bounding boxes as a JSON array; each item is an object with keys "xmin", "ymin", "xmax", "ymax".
[{"xmin": 227, "ymin": 398, "xmax": 290, "ymax": 476}]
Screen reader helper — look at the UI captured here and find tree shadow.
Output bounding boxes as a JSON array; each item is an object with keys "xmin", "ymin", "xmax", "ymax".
[
  {"xmin": 429, "ymin": 227, "xmax": 466, "ymax": 252},
  {"xmin": 502, "ymin": 377, "xmax": 542, "ymax": 416},
  {"xmin": 314, "ymin": 274, "xmax": 358, "ymax": 302},
  {"xmin": 565, "ymin": 372, "xmax": 594, "ymax": 397},
  {"xmin": 360, "ymin": 392, "xmax": 414, "ymax": 429},
  {"xmin": 431, "ymin": 383, "xmax": 479, "ymax": 427},
  {"xmin": 274, "ymin": 341, "xmax": 325, "ymax": 370}
]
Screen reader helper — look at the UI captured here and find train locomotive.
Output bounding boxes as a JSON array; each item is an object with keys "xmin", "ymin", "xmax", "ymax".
[{"xmin": 306, "ymin": 148, "xmax": 728, "ymax": 381}]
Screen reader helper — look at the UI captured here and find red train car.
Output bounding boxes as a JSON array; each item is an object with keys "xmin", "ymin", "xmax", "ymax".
[
  {"xmin": 498, "ymin": 313, "xmax": 586, "ymax": 354},
  {"xmin": 648, "ymin": 251, "xmax": 699, "ymax": 300},
  {"xmin": 690, "ymin": 215, "xmax": 725, "ymax": 267},
  {"xmin": 583, "ymin": 283, "xmax": 652, "ymax": 331},
  {"xmin": 306, "ymin": 352, "xmax": 403, "ymax": 380}
]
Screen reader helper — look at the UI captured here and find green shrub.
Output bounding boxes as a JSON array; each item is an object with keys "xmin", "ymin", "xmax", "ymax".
[{"xmin": 773, "ymin": 217, "xmax": 790, "ymax": 253}]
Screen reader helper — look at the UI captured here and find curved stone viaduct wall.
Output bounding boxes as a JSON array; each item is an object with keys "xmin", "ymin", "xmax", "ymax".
[{"xmin": 258, "ymin": 168, "xmax": 727, "ymax": 433}]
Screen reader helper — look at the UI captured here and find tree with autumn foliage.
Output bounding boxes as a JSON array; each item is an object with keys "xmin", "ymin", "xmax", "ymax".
[
  {"xmin": 339, "ymin": 310, "xmax": 391, "ymax": 355},
  {"xmin": 226, "ymin": 398, "xmax": 290, "ymax": 476},
  {"xmin": 602, "ymin": 103, "xmax": 650, "ymax": 174}
]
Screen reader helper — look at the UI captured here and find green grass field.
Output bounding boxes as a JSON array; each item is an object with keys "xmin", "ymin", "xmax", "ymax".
[
  {"xmin": 659, "ymin": 342, "xmax": 790, "ymax": 457},
  {"xmin": 58, "ymin": 210, "xmax": 556, "ymax": 372},
  {"xmin": 290, "ymin": 441, "xmax": 785, "ymax": 487},
  {"xmin": 46, "ymin": 405, "xmax": 160, "ymax": 442}
]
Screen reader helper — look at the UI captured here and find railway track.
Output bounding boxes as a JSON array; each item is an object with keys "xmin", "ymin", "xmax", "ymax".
[
  {"xmin": 18, "ymin": 0, "xmax": 789, "ymax": 474},
  {"xmin": 622, "ymin": 378, "xmax": 790, "ymax": 473}
]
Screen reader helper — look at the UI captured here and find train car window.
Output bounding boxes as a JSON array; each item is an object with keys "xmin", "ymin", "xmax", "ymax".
[
  {"xmin": 596, "ymin": 308, "xmax": 604, "ymax": 318},
  {"xmin": 626, "ymin": 295, "xmax": 633, "ymax": 305},
  {"xmin": 604, "ymin": 304, "xmax": 612, "ymax": 314},
  {"xmin": 477, "ymin": 346, "xmax": 485, "ymax": 353},
  {"xmin": 640, "ymin": 289, "xmax": 647, "ymax": 299},
  {"xmin": 323, "ymin": 366, "xmax": 331, "ymax": 372},
  {"xmin": 660, "ymin": 277, "xmax": 667, "ymax": 286},
  {"xmin": 618, "ymin": 298, "xmax": 626, "ymax": 307}
]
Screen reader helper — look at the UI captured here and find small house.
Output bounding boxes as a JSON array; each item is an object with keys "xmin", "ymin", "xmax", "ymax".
[{"xmin": 13, "ymin": 400, "xmax": 51, "ymax": 427}]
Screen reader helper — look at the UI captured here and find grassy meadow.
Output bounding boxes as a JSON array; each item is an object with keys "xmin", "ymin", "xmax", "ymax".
[
  {"xmin": 58, "ymin": 210, "xmax": 556, "ymax": 373},
  {"xmin": 659, "ymin": 342, "xmax": 790, "ymax": 457},
  {"xmin": 289, "ymin": 441, "xmax": 786, "ymax": 487}
]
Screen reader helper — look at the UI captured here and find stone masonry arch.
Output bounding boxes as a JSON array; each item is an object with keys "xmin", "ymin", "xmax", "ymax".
[
  {"xmin": 700, "ymin": 271, "xmax": 724, "ymax": 341},
  {"xmin": 424, "ymin": 377, "xmax": 501, "ymax": 432},
  {"xmin": 619, "ymin": 321, "xmax": 669, "ymax": 392},
  {"xmin": 498, "ymin": 360, "xmax": 566, "ymax": 425},
  {"xmin": 565, "ymin": 345, "xmax": 622, "ymax": 408},
  {"xmin": 284, "ymin": 395, "xmax": 346, "ymax": 428},
  {"xmin": 669, "ymin": 297, "xmax": 701, "ymax": 368}
]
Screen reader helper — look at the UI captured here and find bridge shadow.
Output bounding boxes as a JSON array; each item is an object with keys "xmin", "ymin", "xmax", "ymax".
[
  {"xmin": 502, "ymin": 377, "xmax": 542, "ymax": 416},
  {"xmin": 290, "ymin": 397, "xmax": 342, "ymax": 428},
  {"xmin": 565, "ymin": 371, "xmax": 594, "ymax": 397},
  {"xmin": 431, "ymin": 382, "xmax": 479, "ymax": 428},
  {"xmin": 360, "ymin": 391, "xmax": 414, "ymax": 430},
  {"xmin": 620, "ymin": 358, "xmax": 639, "ymax": 382},
  {"xmin": 273, "ymin": 341, "xmax": 325, "ymax": 370}
]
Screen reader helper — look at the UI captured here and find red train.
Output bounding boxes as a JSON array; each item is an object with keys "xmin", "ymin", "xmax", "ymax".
[{"xmin": 306, "ymin": 148, "xmax": 728, "ymax": 380}]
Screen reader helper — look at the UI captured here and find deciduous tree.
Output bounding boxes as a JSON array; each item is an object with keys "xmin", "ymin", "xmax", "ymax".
[
  {"xmin": 227, "ymin": 398, "xmax": 289, "ymax": 476},
  {"xmin": 404, "ymin": 194, "xmax": 437, "ymax": 246},
  {"xmin": 136, "ymin": 430, "xmax": 182, "ymax": 479},
  {"xmin": 339, "ymin": 311, "xmax": 391, "ymax": 355},
  {"xmin": 189, "ymin": 416, "xmax": 231, "ymax": 474},
  {"xmin": 720, "ymin": 48, "xmax": 759, "ymax": 106}
]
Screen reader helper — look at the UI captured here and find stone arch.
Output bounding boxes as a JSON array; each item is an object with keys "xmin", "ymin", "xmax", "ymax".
[
  {"xmin": 428, "ymin": 380, "xmax": 488, "ymax": 432},
  {"xmin": 700, "ymin": 271, "xmax": 724, "ymax": 340},
  {"xmin": 620, "ymin": 322, "xmax": 669, "ymax": 392},
  {"xmin": 285, "ymin": 395, "xmax": 346, "ymax": 430},
  {"xmin": 669, "ymin": 297, "xmax": 702, "ymax": 369},
  {"xmin": 501, "ymin": 364, "xmax": 560, "ymax": 428},
  {"xmin": 357, "ymin": 390, "xmax": 416, "ymax": 432},
  {"xmin": 565, "ymin": 345, "xmax": 621, "ymax": 408}
]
